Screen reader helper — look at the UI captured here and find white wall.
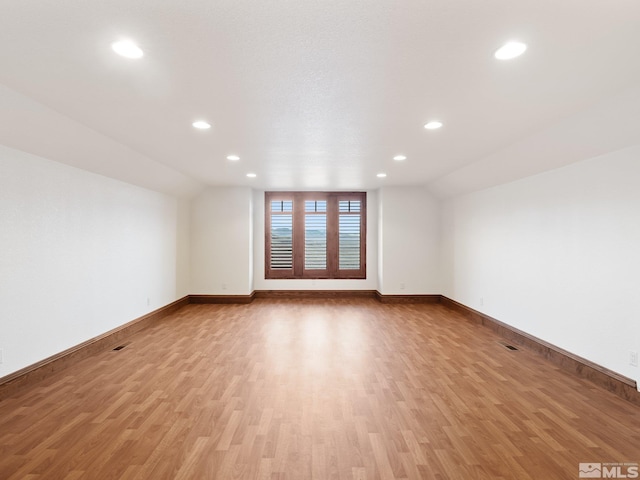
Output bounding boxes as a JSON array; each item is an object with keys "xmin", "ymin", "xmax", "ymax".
[
  {"xmin": 252, "ymin": 189, "xmax": 379, "ymax": 291},
  {"xmin": 441, "ymin": 146, "xmax": 640, "ymax": 385},
  {"xmin": 377, "ymin": 190, "xmax": 384, "ymax": 292},
  {"xmin": 175, "ymin": 198, "xmax": 191, "ymax": 298},
  {"xmin": 0, "ymin": 145, "xmax": 181, "ymax": 377},
  {"xmin": 190, "ymin": 187, "xmax": 253, "ymax": 295},
  {"xmin": 378, "ymin": 187, "xmax": 441, "ymax": 295},
  {"xmin": 190, "ymin": 188, "xmax": 443, "ymax": 295}
]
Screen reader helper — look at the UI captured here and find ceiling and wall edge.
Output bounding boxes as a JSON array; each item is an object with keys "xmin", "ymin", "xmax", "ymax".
[
  {"xmin": 426, "ymin": 84, "xmax": 640, "ymax": 199},
  {"xmin": 0, "ymin": 83, "xmax": 204, "ymax": 199},
  {"xmin": 2, "ymin": 81, "xmax": 639, "ymax": 200}
]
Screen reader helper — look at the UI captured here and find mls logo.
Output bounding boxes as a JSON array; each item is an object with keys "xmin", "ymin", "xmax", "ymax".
[
  {"xmin": 580, "ymin": 462, "xmax": 640, "ymax": 478},
  {"xmin": 580, "ymin": 463, "xmax": 602, "ymax": 478}
]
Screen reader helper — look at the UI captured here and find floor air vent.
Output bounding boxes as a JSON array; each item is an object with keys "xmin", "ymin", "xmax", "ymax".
[
  {"xmin": 498, "ymin": 341, "xmax": 519, "ymax": 351},
  {"xmin": 113, "ymin": 345, "xmax": 126, "ymax": 351}
]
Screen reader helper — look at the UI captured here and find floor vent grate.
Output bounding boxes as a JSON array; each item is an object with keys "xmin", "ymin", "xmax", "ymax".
[
  {"xmin": 498, "ymin": 341, "xmax": 519, "ymax": 351},
  {"xmin": 113, "ymin": 345, "xmax": 126, "ymax": 351}
]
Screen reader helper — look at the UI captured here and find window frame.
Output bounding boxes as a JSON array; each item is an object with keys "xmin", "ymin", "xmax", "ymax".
[{"xmin": 265, "ymin": 191, "xmax": 366, "ymax": 280}]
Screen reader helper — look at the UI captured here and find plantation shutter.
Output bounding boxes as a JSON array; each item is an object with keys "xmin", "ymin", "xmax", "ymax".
[
  {"xmin": 265, "ymin": 192, "xmax": 365, "ymax": 279},
  {"xmin": 338, "ymin": 200, "xmax": 361, "ymax": 270},
  {"xmin": 268, "ymin": 199, "xmax": 293, "ymax": 275},
  {"xmin": 304, "ymin": 200, "xmax": 327, "ymax": 271}
]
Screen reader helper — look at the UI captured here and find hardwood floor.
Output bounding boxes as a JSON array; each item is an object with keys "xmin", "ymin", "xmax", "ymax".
[{"xmin": 0, "ymin": 299, "xmax": 638, "ymax": 479}]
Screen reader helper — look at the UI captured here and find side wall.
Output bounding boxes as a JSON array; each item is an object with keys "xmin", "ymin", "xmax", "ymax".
[
  {"xmin": 175, "ymin": 198, "xmax": 192, "ymax": 298},
  {"xmin": 378, "ymin": 187, "xmax": 441, "ymax": 295},
  {"xmin": 190, "ymin": 187, "xmax": 253, "ymax": 295},
  {"xmin": 0, "ymin": 146, "xmax": 181, "ymax": 377},
  {"xmin": 441, "ymin": 146, "xmax": 640, "ymax": 386}
]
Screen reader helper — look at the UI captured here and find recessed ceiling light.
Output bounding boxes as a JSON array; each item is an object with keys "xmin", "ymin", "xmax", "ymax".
[
  {"xmin": 494, "ymin": 41, "xmax": 527, "ymax": 60},
  {"xmin": 246, "ymin": 173, "xmax": 257, "ymax": 178},
  {"xmin": 377, "ymin": 173, "xmax": 387, "ymax": 178},
  {"xmin": 111, "ymin": 40, "xmax": 143, "ymax": 59},
  {"xmin": 424, "ymin": 121, "xmax": 443, "ymax": 130},
  {"xmin": 192, "ymin": 121, "xmax": 211, "ymax": 130},
  {"xmin": 226, "ymin": 155, "xmax": 240, "ymax": 161},
  {"xmin": 393, "ymin": 155, "xmax": 407, "ymax": 161}
]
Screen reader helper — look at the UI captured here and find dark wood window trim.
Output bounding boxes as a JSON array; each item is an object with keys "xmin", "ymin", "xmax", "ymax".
[{"xmin": 265, "ymin": 191, "xmax": 366, "ymax": 279}]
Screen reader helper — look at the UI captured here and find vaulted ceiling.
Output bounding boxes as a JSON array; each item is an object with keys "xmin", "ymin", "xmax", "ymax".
[{"xmin": 1, "ymin": 1, "xmax": 639, "ymax": 198}]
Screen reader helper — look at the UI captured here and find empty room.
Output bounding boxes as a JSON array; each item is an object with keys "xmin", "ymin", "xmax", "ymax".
[{"xmin": 1, "ymin": 1, "xmax": 640, "ymax": 479}]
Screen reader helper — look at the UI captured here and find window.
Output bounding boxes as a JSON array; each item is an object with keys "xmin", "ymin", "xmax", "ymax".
[{"xmin": 265, "ymin": 192, "xmax": 366, "ymax": 279}]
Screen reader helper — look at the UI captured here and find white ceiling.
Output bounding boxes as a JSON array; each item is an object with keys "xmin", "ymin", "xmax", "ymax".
[{"xmin": 1, "ymin": 0, "xmax": 639, "ymax": 198}]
